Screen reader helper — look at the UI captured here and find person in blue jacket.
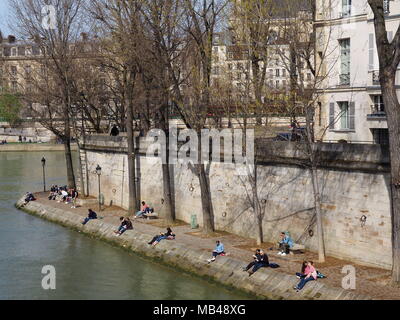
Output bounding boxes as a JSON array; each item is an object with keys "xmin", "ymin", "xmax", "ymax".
[
  {"xmin": 207, "ymin": 240, "xmax": 225, "ymax": 263},
  {"xmin": 278, "ymin": 232, "xmax": 293, "ymax": 256}
]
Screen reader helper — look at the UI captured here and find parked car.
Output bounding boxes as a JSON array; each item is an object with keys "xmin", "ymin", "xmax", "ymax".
[{"xmin": 273, "ymin": 128, "xmax": 307, "ymax": 142}]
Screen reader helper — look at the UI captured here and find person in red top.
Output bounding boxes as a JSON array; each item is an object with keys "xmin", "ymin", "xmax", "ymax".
[{"xmin": 294, "ymin": 261, "xmax": 317, "ymax": 291}]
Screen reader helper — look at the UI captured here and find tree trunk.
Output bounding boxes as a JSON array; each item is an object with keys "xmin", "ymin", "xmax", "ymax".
[
  {"xmin": 305, "ymin": 103, "xmax": 325, "ymax": 263},
  {"xmin": 126, "ymin": 96, "xmax": 138, "ymax": 215},
  {"xmin": 196, "ymin": 133, "xmax": 214, "ymax": 234},
  {"xmin": 381, "ymin": 78, "xmax": 400, "ymax": 283},
  {"xmin": 310, "ymin": 164, "xmax": 325, "ymax": 263},
  {"xmin": 64, "ymin": 117, "xmax": 76, "ymax": 189},
  {"xmin": 160, "ymin": 113, "xmax": 175, "ymax": 224}
]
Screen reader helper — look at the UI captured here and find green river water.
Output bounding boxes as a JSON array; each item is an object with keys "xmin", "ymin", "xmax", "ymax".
[{"xmin": 0, "ymin": 151, "xmax": 251, "ymax": 300}]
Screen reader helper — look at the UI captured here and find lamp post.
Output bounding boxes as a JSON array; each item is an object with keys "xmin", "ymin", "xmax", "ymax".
[
  {"xmin": 41, "ymin": 156, "xmax": 46, "ymax": 192},
  {"xmin": 96, "ymin": 164, "xmax": 102, "ymax": 211}
]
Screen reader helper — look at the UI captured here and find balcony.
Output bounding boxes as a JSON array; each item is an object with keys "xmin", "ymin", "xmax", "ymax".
[
  {"xmin": 371, "ymin": 70, "xmax": 380, "ymax": 86},
  {"xmin": 367, "ymin": 105, "xmax": 386, "ymax": 121}
]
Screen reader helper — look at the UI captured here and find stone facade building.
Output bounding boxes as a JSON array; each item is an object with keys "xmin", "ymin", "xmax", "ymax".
[{"xmin": 315, "ymin": 0, "xmax": 396, "ymax": 144}]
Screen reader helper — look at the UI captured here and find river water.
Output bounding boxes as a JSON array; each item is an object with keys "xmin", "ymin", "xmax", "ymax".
[{"xmin": 0, "ymin": 151, "xmax": 250, "ymax": 300}]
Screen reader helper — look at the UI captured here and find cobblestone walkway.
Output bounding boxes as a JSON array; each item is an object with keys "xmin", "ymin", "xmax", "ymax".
[{"xmin": 34, "ymin": 192, "xmax": 400, "ymax": 299}]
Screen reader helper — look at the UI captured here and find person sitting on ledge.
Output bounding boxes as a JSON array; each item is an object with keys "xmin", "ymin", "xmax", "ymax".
[
  {"xmin": 278, "ymin": 231, "xmax": 293, "ymax": 256},
  {"xmin": 23, "ymin": 192, "xmax": 36, "ymax": 205},
  {"xmin": 148, "ymin": 227, "xmax": 175, "ymax": 246},
  {"xmin": 134, "ymin": 201, "xmax": 151, "ymax": 219},
  {"xmin": 296, "ymin": 261, "xmax": 309, "ymax": 279},
  {"xmin": 294, "ymin": 261, "xmax": 317, "ymax": 292},
  {"xmin": 207, "ymin": 240, "xmax": 225, "ymax": 263},
  {"xmin": 243, "ymin": 249, "xmax": 261, "ymax": 272},
  {"xmin": 115, "ymin": 217, "xmax": 133, "ymax": 236},
  {"xmin": 82, "ymin": 209, "xmax": 97, "ymax": 225},
  {"xmin": 246, "ymin": 249, "xmax": 269, "ymax": 276}
]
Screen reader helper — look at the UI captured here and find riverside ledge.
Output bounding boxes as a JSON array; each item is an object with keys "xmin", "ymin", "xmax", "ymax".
[
  {"xmin": 15, "ymin": 197, "xmax": 370, "ymax": 300},
  {"xmin": 0, "ymin": 143, "xmax": 78, "ymax": 152}
]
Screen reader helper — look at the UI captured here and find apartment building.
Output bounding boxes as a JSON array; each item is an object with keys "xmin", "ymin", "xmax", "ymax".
[
  {"xmin": 210, "ymin": 1, "xmax": 314, "ymax": 115},
  {"xmin": 315, "ymin": 0, "xmax": 397, "ymax": 144}
]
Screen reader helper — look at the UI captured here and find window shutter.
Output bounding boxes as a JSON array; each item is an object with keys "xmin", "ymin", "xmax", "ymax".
[
  {"xmin": 349, "ymin": 102, "xmax": 355, "ymax": 130},
  {"xmin": 369, "ymin": 33, "xmax": 374, "ymax": 70},
  {"xmin": 329, "ymin": 103, "xmax": 335, "ymax": 130}
]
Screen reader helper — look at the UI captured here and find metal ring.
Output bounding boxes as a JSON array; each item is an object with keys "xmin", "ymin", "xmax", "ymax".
[
  {"xmin": 222, "ymin": 212, "xmax": 227, "ymax": 218},
  {"xmin": 308, "ymin": 229, "xmax": 314, "ymax": 237}
]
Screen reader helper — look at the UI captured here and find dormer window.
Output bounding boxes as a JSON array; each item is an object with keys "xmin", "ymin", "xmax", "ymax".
[
  {"xmin": 26, "ymin": 47, "xmax": 32, "ymax": 56},
  {"xmin": 11, "ymin": 47, "xmax": 17, "ymax": 57}
]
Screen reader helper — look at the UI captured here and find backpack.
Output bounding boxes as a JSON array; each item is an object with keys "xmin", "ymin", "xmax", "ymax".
[{"xmin": 269, "ymin": 263, "xmax": 280, "ymax": 268}]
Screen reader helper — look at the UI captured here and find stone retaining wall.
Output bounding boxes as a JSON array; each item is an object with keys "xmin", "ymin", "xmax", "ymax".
[
  {"xmin": 16, "ymin": 198, "xmax": 370, "ymax": 300},
  {"xmin": 80, "ymin": 135, "xmax": 392, "ymax": 270}
]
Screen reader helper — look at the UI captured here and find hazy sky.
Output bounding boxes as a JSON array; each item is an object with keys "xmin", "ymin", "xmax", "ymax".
[{"xmin": 0, "ymin": 1, "xmax": 11, "ymax": 36}]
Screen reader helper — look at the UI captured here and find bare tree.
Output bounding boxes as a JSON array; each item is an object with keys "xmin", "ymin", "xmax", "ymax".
[
  {"xmin": 89, "ymin": 0, "xmax": 147, "ymax": 213},
  {"xmin": 9, "ymin": 0, "xmax": 89, "ymax": 189},
  {"xmin": 172, "ymin": 0, "xmax": 229, "ymax": 234},
  {"xmin": 368, "ymin": 0, "xmax": 400, "ymax": 283}
]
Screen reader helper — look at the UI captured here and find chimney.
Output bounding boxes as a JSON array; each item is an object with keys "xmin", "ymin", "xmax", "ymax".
[
  {"xmin": 81, "ymin": 32, "xmax": 88, "ymax": 42},
  {"xmin": 8, "ymin": 35, "xmax": 16, "ymax": 43}
]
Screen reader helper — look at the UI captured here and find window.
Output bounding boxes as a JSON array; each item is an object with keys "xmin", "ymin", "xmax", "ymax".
[
  {"xmin": 213, "ymin": 46, "xmax": 218, "ymax": 54},
  {"xmin": 383, "ymin": 0, "xmax": 390, "ymax": 14},
  {"xmin": 339, "ymin": 38, "xmax": 350, "ymax": 85},
  {"xmin": 25, "ymin": 65, "xmax": 32, "ymax": 76},
  {"xmin": 26, "ymin": 47, "xmax": 32, "ymax": 56},
  {"xmin": 282, "ymin": 69, "xmax": 286, "ymax": 77},
  {"xmin": 228, "ymin": 52, "xmax": 233, "ymax": 59},
  {"xmin": 228, "ymin": 63, "xmax": 232, "ymax": 71},
  {"xmin": 11, "ymin": 66, "xmax": 17, "ymax": 76},
  {"xmin": 372, "ymin": 129, "xmax": 389, "ymax": 145},
  {"xmin": 307, "ymin": 73, "xmax": 312, "ymax": 81},
  {"xmin": 212, "ymin": 66, "xmax": 220, "ymax": 75},
  {"xmin": 372, "ymin": 95, "xmax": 385, "ymax": 113},
  {"xmin": 339, "ymin": 101, "xmax": 350, "ymax": 129},
  {"xmin": 237, "ymin": 62, "xmax": 243, "ymax": 70},
  {"xmin": 276, "ymin": 80, "xmax": 280, "ymax": 88},
  {"xmin": 342, "ymin": 0, "xmax": 351, "ymax": 17},
  {"xmin": 11, "ymin": 81, "xmax": 18, "ymax": 92},
  {"xmin": 276, "ymin": 69, "xmax": 280, "ymax": 77},
  {"xmin": 11, "ymin": 47, "xmax": 17, "ymax": 57}
]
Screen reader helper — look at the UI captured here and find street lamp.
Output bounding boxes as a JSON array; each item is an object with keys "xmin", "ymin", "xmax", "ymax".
[
  {"xmin": 41, "ymin": 156, "xmax": 46, "ymax": 192},
  {"xmin": 96, "ymin": 164, "xmax": 102, "ymax": 211}
]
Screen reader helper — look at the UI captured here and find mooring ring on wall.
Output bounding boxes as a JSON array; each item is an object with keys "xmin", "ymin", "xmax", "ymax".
[
  {"xmin": 222, "ymin": 212, "xmax": 227, "ymax": 218},
  {"xmin": 189, "ymin": 184, "xmax": 194, "ymax": 192},
  {"xmin": 308, "ymin": 229, "xmax": 314, "ymax": 237},
  {"xmin": 360, "ymin": 215, "xmax": 367, "ymax": 227},
  {"xmin": 112, "ymin": 189, "xmax": 117, "ymax": 194}
]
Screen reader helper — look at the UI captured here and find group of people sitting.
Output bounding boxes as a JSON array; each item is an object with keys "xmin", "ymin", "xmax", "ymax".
[
  {"xmin": 0, "ymin": 139, "xmax": 8, "ymax": 145},
  {"xmin": 205, "ymin": 232, "xmax": 324, "ymax": 291},
  {"xmin": 48, "ymin": 185, "xmax": 79, "ymax": 208}
]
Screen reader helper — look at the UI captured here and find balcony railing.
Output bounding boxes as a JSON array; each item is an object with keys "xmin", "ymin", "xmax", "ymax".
[
  {"xmin": 372, "ymin": 70, "xmax": 380, "ymax": 85},
  {"xmin": 367, "ymin": 104, "xmax": 386, "ymax": 120}
]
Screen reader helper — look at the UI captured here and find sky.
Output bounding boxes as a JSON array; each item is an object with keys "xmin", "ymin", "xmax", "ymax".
[{"xmin": 0, "ymin": 0, "xmax": 11, "ymax": 36}]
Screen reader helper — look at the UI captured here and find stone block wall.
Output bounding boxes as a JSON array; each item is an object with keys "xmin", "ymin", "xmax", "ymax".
[{"xmin": 80, "ymin": 135, "xmax": 392, "ymax": 269}]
